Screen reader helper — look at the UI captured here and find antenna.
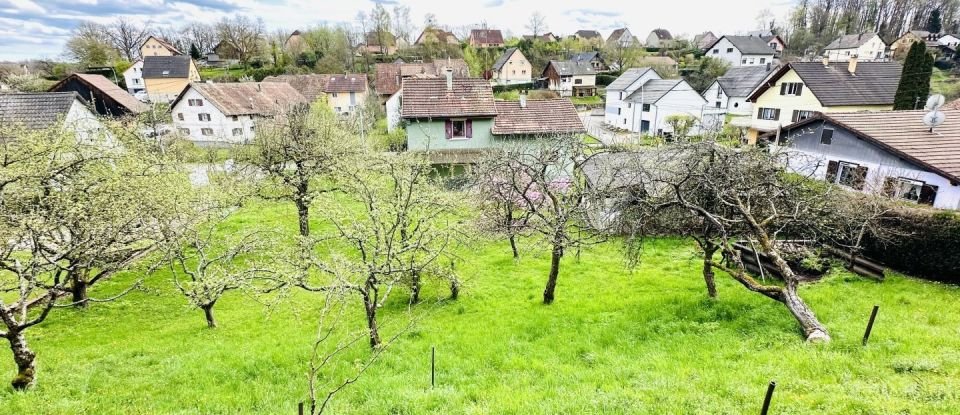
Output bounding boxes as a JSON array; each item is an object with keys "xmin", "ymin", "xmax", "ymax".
[
  {"xmin": 925, "ymin": 94, "xmax": 946, "ymax": 111},
  {"xmin": 923, "ymin": 110, "xmax": 946, "ymax": 133}
]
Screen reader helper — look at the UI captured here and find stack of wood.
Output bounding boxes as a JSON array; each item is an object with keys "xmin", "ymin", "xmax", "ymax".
[{"xmin": 728, "ymin": 241, "xmax": 885, "ymax": 282}]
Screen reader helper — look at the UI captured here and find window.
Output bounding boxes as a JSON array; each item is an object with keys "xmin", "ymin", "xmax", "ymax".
[
  {"xmin": 758, "ymin": 107, "xmax": 779, "ymax": 120},
  {"xmin": 640, "ymin": 120, "xmax": 650, "ymax": 132},
  {"xmin": 780, "ymin": 82, "xmax": 803, "ymax": 96},
  {"xmin": 332, "ymin": 93, "xmax": 338, "ymax": 97},
  {"xmin": 512, "ymin": 70, "xmax": 516, "ymax": 75},
  {"xmin": 232, "ymin": 128, "xmax": 242, "ymax": 136},
  {"xmin": 748, "ymin": 58, "xmax": 755, "ymax": 64},
  {"xmin": 712, "ymin": 49, "xmax": 719, "ymax": 54},
  {"xmin": 889, "ymin": 178, "xmax": 923, "ymax": 202},
  {"xmin": 760, "ymin": 58, "xmax": 766, "ymax": 64},
  {"xmin": 521, "ymin": 70, "xmax": 527, "ymax": 74},
  {"xmin": 188, "ymin": 99, "xmax": 203, "ymax": 106},
  {"xmin": 231, "ymin": 115, "xmax": 239, "ymax": 122},
  {"xmin": 198, "ymin": 113, "xmax": 211, "ymax": 122},
  {"xmin": 717, "ymin": 88, "xmax": 722, "ymax": 98},
  {"xmin": 827, "ymin": 161, "xmax": 867, "ymax": 189},
  {"xmin": 451, "ymin": 120, "xmax": 466, "ymax": 138},
  {"xmin": 617, "ymin": 108, "xmax": 621, "ymax": 115},
  {"xmin": 733, "ymin": 102, "xmax": 739, "ymax": 108},
  {"xmin": 177, "ymin": 113, "xmax": 184, "ymax": 121},
  {"xmin": 727, "ymin": 48, "xmax": 733, "ymax": 53},
  {"xmin": 250, "ymin": 126, "xmax": 255, "ymax": 133},
  {"xmin": 334, "ymin": 107, "xmax": 342, "ymax": 113},
  {"xmin": 642, "ymin": 104, "xmax": 650, "ymax": 112},
  {"xmin": 201, "ymin": 128, "xmax": 214, "ymax": 136},
  {"xmin": 249, "ymin": 115, "xmax": 254, "ymax": 120},
  {"xmin": 574, "ymin": 79, "xmax": 583, "ymax": 84},
  {"xmin": 627, "ymin": 103, "xmax": 632, "ymax": 108},
  {"xmin": 715, "ymin": 101, "xmax": 722, "ymax": 108},
  {"xmin": 179, "ymin": 128, "xmax": 189, "ymax": 135},
  {"xmin": 820, "ymin": 128, "xmax": 833, "ymax": 145},
  {"xmin": 742, "ymin": 59, "xmax": 747, "ymax": 64},
  {"xmin": 620, "ymin": 92, "xmax": 624, "ymax": 99},
  {"xmin": 791, "ymin": 110, "xmax": 816, "ymax": 122}
]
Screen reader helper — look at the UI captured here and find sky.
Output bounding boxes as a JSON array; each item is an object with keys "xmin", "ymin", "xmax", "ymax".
[{"xmin": 0, "ymin": 0, "xmax": 795, "ymax": 61}]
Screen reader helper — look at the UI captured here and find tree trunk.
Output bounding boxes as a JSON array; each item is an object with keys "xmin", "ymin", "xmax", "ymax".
[
  {"xmin": 542, "ymin": 242, "xmax": 564, "ymax": 304},
  {"xmin": 202, "ymin": 303, "xmax": 217, "ymax": 328},
  {"xmin": 703, "ymin": 243, "xmax": 718, "ymax": 299},
  {"xmin": 509, "ymin": 234, "xmax": 519, "ymax": 259},
  {"xmin": 296, "ymin": 198, "xmax": 310, "ymax": 238},
  {"xmin": 361, "ymin": 288, "xmax": 381, "ymax": 349},
  {"xmin": 449, "ymin": 277, "xmax": 460, "ymax": 300},
  {"xmin": 781, "ymin": 282, "xmax": 831, "ymax": 342},
  {"xmin": 409, "ymin": 271, "xmax": 421, "ymax": 304},
  {"xmin": 8, "ymin": 331, "xmax": 37, "ymax": 390},
  {"xmin": 70, "ymin": 277, "xmax": 89, "ymax": 309}
]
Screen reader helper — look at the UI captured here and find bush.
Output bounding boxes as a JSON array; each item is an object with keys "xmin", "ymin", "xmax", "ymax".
[
  {"xmin": 862, "ymin": 207, "xmax": 960, "ymax": 283},
  {"xmin": 246, "ymin": 66, "xmax": 287, "ymax": 81},
  {"xmin": 596, "ymin": 74, "xmax": 618, "ymax": 86}
]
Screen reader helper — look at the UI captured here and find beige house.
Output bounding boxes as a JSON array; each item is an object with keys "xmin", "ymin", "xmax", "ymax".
[
  {"xmin": 490, "ymin": 48, "xmax": 532, "ymax": 85},
  {"xmin": 263, "ymin": 73, "xmax": 370, "ymax": 116},
  {"xmin": 543, "ymin": 60, "xmax": 597, "ymax": 97},
  {"xmin": 823, "ymin": 33, "xmax": 887, "ymax": 61},
  {"xmin": 142, "ymin": 56, "xmax": 201, "ymax": 103},
  {"xmin": 140, "ymin": 36, "xmax": 181, "ymax": 58}
]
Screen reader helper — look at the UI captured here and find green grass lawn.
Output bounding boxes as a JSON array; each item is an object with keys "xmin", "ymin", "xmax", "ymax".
[
  {"xmin": 2, "ymin": 200, "xmax": 960, "ymax": 414},
  {"xmin": 199, "ymin": 66, "xmax": 251, "ymax": 80},
  {"xmin": 570, "ymin": 95, "xmax": 604, "ymax": 106},
  {"xmin": 931, "ymin": 68, "xmax": 960, "ymax": 101}
]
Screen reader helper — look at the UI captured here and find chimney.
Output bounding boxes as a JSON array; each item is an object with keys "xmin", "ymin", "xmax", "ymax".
[
  {"xmin": 766, "ymin": 62, "xmax": 771, "ymax": 71},
  {"xmin": 519, "ymin": 90, "xmax": 527, "ymax": 108},
  {"xmin": 822, "ymin": 56, "xmax": 829, "ymax": 67},
  {"xmin": 445, "ymin": 68, "xmax": 453, "ymax": 91},
  {"xmin": 848, "ymin": 55, "xmax": 858, "ymax": 75}
]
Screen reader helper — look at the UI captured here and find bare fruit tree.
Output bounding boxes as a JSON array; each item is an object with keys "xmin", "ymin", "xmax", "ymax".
[
  {"xmin": 105, "ymin": 17, "xmax": 151, "ymax": 61},
  {"xmin": 297, "ymin": 152, "xmax": 460, "ymax": 348},
  {"xmin": 239, "ymin": 104, "xmax": 356, "ymax": 238},
  {"xmin": 525, "ymin": 12, "xmax": 548, "ymax": 37},
  {"xmin": 616, "ymin": 142, "xmax": 854, "ymax": 342},
  {"xmin": 473, "ymin": 135, "xmax": 612, "ymax": 304},
  {"xmin": 215, "ymin": 16, "xmax": 265, "ymax": 64}
]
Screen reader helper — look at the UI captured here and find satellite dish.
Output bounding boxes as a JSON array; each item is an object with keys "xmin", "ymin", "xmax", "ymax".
[
  {"xmin": 925, "ymin": 94, "xmax": 946, "ymax": 111},
  {"xmin": 923, "ymin": 110, "xmax": 946, "ymax": 132}
]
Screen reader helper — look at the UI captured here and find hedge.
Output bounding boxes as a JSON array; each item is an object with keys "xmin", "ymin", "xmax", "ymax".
[
  {"xmin": 492, "ymin": 82, "xmax": 534, "ymax": 93},
  {"xmin": 596, "ymin": 74, "xmax": 618, "ymax": 86},
  {"xmin": 862, "ymin": 207, "xmax": 960, "ymax": 283}
]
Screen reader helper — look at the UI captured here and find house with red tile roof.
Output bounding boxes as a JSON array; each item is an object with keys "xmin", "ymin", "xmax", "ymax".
[{"xmin": 469, "ymin": 29, "xmax": 505, "ymax": 48}]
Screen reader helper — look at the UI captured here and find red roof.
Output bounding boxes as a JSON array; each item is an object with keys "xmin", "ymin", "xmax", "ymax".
[
  {"xmin": 469, "ymin": 29, "xmax": 504, "ymax": 45},
  {"xmin": 492, "ymin": 99, "xmax": 585, "ymax": 135},
  {"xmin": 401, "ymin": 78, "xmax": 496, "ymax": 119}
]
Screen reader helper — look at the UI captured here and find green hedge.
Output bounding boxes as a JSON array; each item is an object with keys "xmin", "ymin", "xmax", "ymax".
[
  {"xmin": 492, "ymin": 82, "xmax": 534, "ymax": 93},
  {"xmin": 597, "ymin": 74, "xmax": 618, "ymax": 86},
  {"xmin": 862, "ymin": 208, "xmax": 960, "ymax": 283}
]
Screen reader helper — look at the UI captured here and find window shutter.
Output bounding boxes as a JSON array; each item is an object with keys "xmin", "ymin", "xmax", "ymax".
[
  {"xmin": 445, "ymin": 120, "xmax": 453, "ymax": 139},
  {"xmin": 466, "ymin": 120, "xmax": 473, "ymax": 138},
  {"xmin": 796, "ymin": 84, "xmax": 803, "ymax": 96},
  {"xmin": 773, "ymin": 109, "xmax": 781, "ymax": 120},
  {"xmin": 919, "ymin": 184, "xmax": 939, "ymax": 205},
  {"xmin": 826, "ymin": 160, "xmax": 840, "ymax": 182},
  {"xmin": 852, "ymin": 166, "xmax": 869, "ymax": 190},
  {"xmin": 780, "ymin": 83, "xmax": 787, "ymax": 95},
  {"xmin": 882, "ymin": 177, "xmax": 897, "ymax": 197},
  {"xmin": 791, "ymin": 110, "xmax": 799, "ymax": 123}
]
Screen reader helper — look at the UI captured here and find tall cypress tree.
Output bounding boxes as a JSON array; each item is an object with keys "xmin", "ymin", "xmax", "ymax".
[
  {"xmin": 893, "ymin": 42, "xmax": 929, "ymax": 110},
  {"xmin": 189, "ymin": 43, "xmax": 201, "ymax": 60},
  {"xmin": 927, "ymin": 9, "xmax": 943, "ymax": 33}
]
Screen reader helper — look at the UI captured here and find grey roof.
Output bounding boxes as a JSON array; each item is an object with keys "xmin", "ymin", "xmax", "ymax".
[
  {"xmin": 575, "ymin": 30, "xmax": 602, "ymax": 39},
  {"xmin": 547, "ymin": 60, "xmax": 596, "ymax": 76},
  {"xmin": 606, "ymin": 67, "xmax": 654, "ymax": 91},
  {"xmin": 714, "ymin": 35, "xmax": 777, "ymax": 55},
  {"xmin": 142, "ymin": 56, "xmax": 192, "ymax": 79},
  {"xmin": 824, "ymin": 33, "xmax": 881, "ymax": 50},
  {"xmin": 0, "ymin": 92, "xmax": 81, "ymax": 129},
  {"xmin": 571, "ymin": 51, "xmax": 600, "ymax": 62},
  {"xmin": 650, "ymin": 29, "xmax": 673, "ymax": 40},
  {"xmin": 492, "ymin": 47, "xmax": 519, "ymax": 71},
  {"xmin": 749, "ymin": 61, "xmax": 902, "ymax": 106},
  {"xmin": 715, "ymin": 65, "xmax": 776, "ymax": 98},
  {"xmin": 624, "ymin": 79, "xmax": 683, "ymax": 103}
]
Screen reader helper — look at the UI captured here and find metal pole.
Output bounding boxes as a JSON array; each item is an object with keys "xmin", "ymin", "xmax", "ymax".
[
  {"xmin": 760, "ymin": 381, "xmax": 776, "ymax": 415},
  {"xmin": 431, "ymin": 346, "xmax": 436, "ymax": 388},
  {"xmin": 862, "ymin": 305, "xmax": 880, "ymax": 346}
]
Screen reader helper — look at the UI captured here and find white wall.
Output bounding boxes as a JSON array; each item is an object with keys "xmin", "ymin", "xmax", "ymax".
[
  {"xmin": 626, "ymin": 82, "xmax": 709, "ymax": 135},
  {"xmin": 702, "ymin": 81, "xmax": 753, "ymax": 117},
  {"xmin": 386, "ymin": 90, "xmax": 402, "ymax": 132},
  {"xmin": 826, "ymin": 35, "xmax": 887, "ymax": 61},
  {"xmin": 604, "ymin": 70, "xmax": 662, "ymax": 127},
  {"xmin": 123, "ymin": 61, "xmax": 144, "ymax": 94},
  {"xmin": 781, "ymin": 147, "xmax": 960, "ymax": 210},
  {"xmin": 65, "ymin": 100, "xmax": 112, "ymax": 145},
  {"xmin": 706, "ymin": 38, "xmax": 775, "ymax": 67},
  {"xmin": 171, "ymin": 88, "xmax": 261, "ymax": 145}
]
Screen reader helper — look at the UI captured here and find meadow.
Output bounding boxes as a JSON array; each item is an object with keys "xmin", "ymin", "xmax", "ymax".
[{"xmin": 1, "ymin": 201, "xmax": 959, "ymax": 414}]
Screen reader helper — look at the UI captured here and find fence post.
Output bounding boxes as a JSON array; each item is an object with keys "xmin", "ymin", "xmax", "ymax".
[
  {"xmin": 298, "ymin": 401, "xmax": 304, "ymax": 415},
  {"xmin": 431, "ymin": 346, "xmax": 436, "ymax": 388},
  {"xmin": 760, "ymin": 381, "xmax": 776, "ymax": 415},
  {"xmin": 862, "ymin": 305, "xmax": 880, "ymax": 346}
]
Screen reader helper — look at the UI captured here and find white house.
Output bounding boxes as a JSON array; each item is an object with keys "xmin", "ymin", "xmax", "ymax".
[
  {"xmin": 385, "ymin": 90, "xmax": 402, "ymax": 132},
  {"xmin": 824, "ymin": 33, "xmax": 887, "ymax": 61},
  {"xmin": 0, "ymin": 92, "xmax": 110, "ymax": 144},
  {"xmin": 769, "ymin": 110, "xmax": 960, "ymax": 210},
  {"xmin": 620, "ymin": 79, "xmax": 714, "ymax": 136},
  {"xmin": 701, "ymin": 65, "xmax": 776, "ymax": 124},
  {"xmin": 604, "ymin": 67, "xmax": 663, "ymax": 128},
  {"xmin": 938, "ymin": 34, "xmax": 960, "ymax": 47},
  {"xmin": 542, "ymin": 60, "xmax": 597, "ymax": 97},
  {"xmin": 123, "ymin": 60, "xmax": 145, "ymax": 95},
  {"xmin": 705, "ymin": 35, "xmax": 777, "ymax": 67},
  {"xmin": 645, "ymin": 29, "xmax": 674, "ymax": 48},
  {"xmin": 170, "ymin": 82, "xmax": 308, "ymax": 146}
]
